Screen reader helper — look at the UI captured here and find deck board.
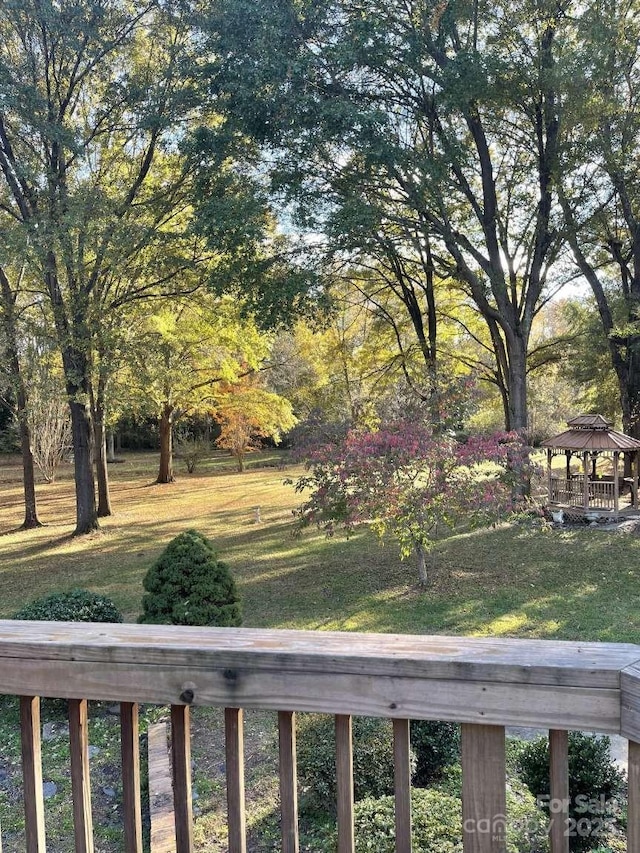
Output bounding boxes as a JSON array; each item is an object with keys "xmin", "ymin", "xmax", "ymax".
[{"xmin": 0, "ymin": 622, "xmax": 637, "ymax": 688}]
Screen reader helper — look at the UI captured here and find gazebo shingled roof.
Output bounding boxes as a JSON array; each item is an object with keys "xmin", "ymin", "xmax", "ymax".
[{"xmin": 541, "ymin": 414, "xmax": 640, "ymax": 453}]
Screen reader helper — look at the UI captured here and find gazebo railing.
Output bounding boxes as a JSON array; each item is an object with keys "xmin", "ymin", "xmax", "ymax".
[
  {"xmin": 550, "ymin": 476, "xmax": 584, "ymax": 507},
  {"xmin": 550, "ymin": 476, "xmax": 617, "ymax": 511}
]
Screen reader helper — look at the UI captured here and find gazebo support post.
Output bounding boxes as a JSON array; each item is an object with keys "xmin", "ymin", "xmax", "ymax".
[
  {"xmin": 614, "ymin": 452, "xmax": 620, "ymax": 515},
  {"xmin": 547, "ymin": 449, "xmax": 553, "ymax": 504},
  {"xmin": 634, "ymin": 451, "xmax": 639, "ymax": 511},
  {"xmin": 565, "ymin": 451, "xmax": 571, "ymax": 479},
  {"xmin": 583, "ymin": 452, "xmax": 589, "ymax": 510}
]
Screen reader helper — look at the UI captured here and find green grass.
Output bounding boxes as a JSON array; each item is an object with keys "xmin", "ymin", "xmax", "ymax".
[
  {"xmin": 0, "ymin": 449, "xmax": 639, "ymax": 850},
  {"xmin": 1, "ymin": 450, "xmax": 639, "ymax": 642}
]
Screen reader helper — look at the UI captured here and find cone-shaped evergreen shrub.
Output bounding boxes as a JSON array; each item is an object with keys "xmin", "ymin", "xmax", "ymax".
[{"xmin": 138, "ymin": 530, "xmax": 242, "ymax": 627}]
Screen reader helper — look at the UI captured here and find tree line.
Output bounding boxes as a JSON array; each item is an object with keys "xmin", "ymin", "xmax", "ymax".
[{"xmin": 1, "ymin": 0, "xmax": 638, "ymax": 533}]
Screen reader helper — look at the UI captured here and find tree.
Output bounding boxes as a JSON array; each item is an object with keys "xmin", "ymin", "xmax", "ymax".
[
  {"xmin": 558, "ymin": 0, "xmax": 640, "ymax": 441},
  {"xmin": 292, "ymin": 422, "xmax": 526, "ymax": 585},
  {"xmin": 208, "ymin": 0, "xmax": 571, "ymax": 432},
  {"xmin": 130, "ymin": 293, "xmax": 271, "ymax": 483},
  {"xmin": 216, "ymin": 382, "xmax": 297, "ymax": 472},
  {"xmin": 0, "ymin": 0, "xmax": 213, "ymax": 532},
  {"xmin": 560, "ymin": 299, "xmax": 620, "ymax": 424},
  {"xmin": 25, "ymin": 356, "xmax": 71, "ymax": 484},
  {"xmin": 0, "ymin": 262, "xmax": 41, "ymax": 527},
  {"xmin": 268, "ymin": 294, "xmax": 409, "ymax": 430}
]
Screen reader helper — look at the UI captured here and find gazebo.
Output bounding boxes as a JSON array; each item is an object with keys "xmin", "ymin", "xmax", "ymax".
[{"xmin": 541, "ymin": 414, "xmax": 640, "ymax": 515}]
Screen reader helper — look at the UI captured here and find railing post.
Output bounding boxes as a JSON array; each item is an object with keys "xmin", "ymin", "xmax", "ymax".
[
  {"xmin": 393, "ymin": 718, "xmax": 412, "ymax": 853},
  {"xmin": 225, "ymin": 707, "xmax": 246, "ymax": 853},
  {"xmin": 170, "ymin": 704, "xmax": 194, "ymax": 853},
  {"xmin": 335, "ymin": 714, "xmax": 355, "ymax": 853},
  {"xmin": 629, "ymin": 740, "xmax": 640, "ymax": 853},
  {"xmin": 19, "ymin": 696, "xmax": 46, "ymax": 852},
  {"xmin": 549, "ymin": 730, "xmax": 570, "ymax": 853},
  {"xmin": 461, "ymin": 724, "xmax": 506, "ymax": 853},
  {"xmin": 120, "ymin": 702, "xmax": 143, "ymax": 853},
  {"xmin": 278, "ymin": 711, "xmax": 299, "ymax": 853},
  {"xmin": 68, "ymin": 698, "xmax": 94, "ymax": 853}
]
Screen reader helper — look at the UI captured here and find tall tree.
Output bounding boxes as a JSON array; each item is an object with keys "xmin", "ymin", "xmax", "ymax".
[
  {"xmin": 0, "ymin": 261, "xmax": 41, "ymax": 528},
  {"xmin": 558, "ymin": 0, "xmax": 640, "ymax": 440},
  {"xmin": 0, "ymin": 0, "xmax": 205, "ymax": 533},
  {"xmin": 208, "ymin": 0, "xmax": 571, "ymax": 432}
]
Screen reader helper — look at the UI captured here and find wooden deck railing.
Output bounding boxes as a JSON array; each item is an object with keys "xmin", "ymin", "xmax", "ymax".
[{"xmin": 1, "ymin": 621, "xmax": 640, "ymax": 852}]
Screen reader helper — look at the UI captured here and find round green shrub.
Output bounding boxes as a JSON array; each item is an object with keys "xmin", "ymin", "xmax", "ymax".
[
  {"xmin": 316, "ymin": 782, "xmax": 547, "ymax": 853},
  {"xmin": 296, "ymin": 714, "xmax": 413, "ymax": 814},
  {"xmin": 410, "ymin": 720, "xmax": 460, "ymax": 786},
  {"xmin": 516, "ymin": 733, "xmax": 625, "ymax": 852},
  {"xmin": 138, "ymin": 529, "xmax": 242, "ymax": 627},
  {"xmin": 352, "ymin": 789, "xmax": 462, "ymax": 853},
  {"xmin": 13, "ymin": 589, "xmax": 123, "ymax": 623}
]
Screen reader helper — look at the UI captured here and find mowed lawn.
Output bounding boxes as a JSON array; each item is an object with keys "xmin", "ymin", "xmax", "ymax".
[{"xmin": 1, "ymin": 450, "xmax": 640, "ymax": 644}]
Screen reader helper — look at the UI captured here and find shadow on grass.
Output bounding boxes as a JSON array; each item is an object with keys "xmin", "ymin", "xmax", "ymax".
[
  {"xmin": 0, "ymin": 530, "xmax": 74, "ymax": 554},
  {"xmin": 1, "ymin": 493, "xmax": 639, "ymax": 644}
]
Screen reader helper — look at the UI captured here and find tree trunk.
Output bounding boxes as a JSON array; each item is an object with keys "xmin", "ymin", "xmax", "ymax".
[
  {"xmin": 416, "ymin": 544, "xmax": 428, "ymax": 586},
  {"xmin": 107, "ymin": 430, "xmax": 116, "ymax": 463},
  {"xmin": 615, "ymin": 338, "xmax": 640, "ymax": 438},
  {"xmin": 157, "ymin": 403, "xmax": 175, "ymax": 483},
  {"xmin": 45, "ymin": 258, "xmax": 98, "ymax": 535},
  {"xmin": 91, "ymin": 375, "xmax": 112, "ymax": 517},
  {"xmin": 505, "ymin": 335, "xmax": 528, "ymax": 434},
  {"xmin": 93, "ymin": 416, "xmax": 112, "ymax": 516},
  {"xmin": 18, "ymin": 404, "xmax": 41, "ymax": 529},
  {"xmin": 502, "ymin": 333, "xmax": 531, "ymax": 497},
  {"xmin": 0, "ymin": 267, "xmax": 42, "ymax": 529},
  {"xmin": 67, "ymin": 395, "xmax": 99, "ymax": 535},
  {"xmin": 560, "ymin": 189, "xmax": 640, "ymax": 466}
]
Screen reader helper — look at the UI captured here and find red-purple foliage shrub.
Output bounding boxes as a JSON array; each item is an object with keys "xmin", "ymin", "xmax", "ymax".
[{"xmin": 291, "ymin": 422, "xmax": 529, "ymax": 584}]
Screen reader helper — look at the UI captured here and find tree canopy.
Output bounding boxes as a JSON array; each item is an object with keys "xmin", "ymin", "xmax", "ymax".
[{"xmin": 2, "ymin": 0, "xmax": 640, "ymax": 532}]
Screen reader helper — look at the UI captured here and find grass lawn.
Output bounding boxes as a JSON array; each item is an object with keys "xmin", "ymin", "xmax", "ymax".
[
  {"xmin": 1, "ymin": 449, "xmax": 639, "ymax": 643},
  {"xmin": 0, "ymin": 449, "xmax": 639, "ymax": 851}
]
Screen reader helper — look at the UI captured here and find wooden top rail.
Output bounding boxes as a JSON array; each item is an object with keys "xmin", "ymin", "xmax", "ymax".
[{"xmin": 1, "ymin": 622, "xmax": 640, "ymax": 737}]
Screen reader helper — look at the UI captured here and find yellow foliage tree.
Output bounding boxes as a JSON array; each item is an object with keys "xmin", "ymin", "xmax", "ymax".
[{"xmin": 216, "ymin": 383, "xmax": 297, "ymax": 472}]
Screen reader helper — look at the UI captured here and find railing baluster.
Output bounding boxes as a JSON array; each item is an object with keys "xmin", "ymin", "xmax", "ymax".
[
  {"xmin": 120, "ymin": 702, "xmax": 142, "ymax": 853},
  {"xmin": 549, "ymin": 730, "xmax": 569, "ymax": 853},
  {"xmin": 629, "ymin": 740, "xmax": 640, "ymax": 853},
  {"xmin": 68, "ymin": 698, "xmax": 94, "ymax": 853},
  {"xmin": 461, "ymin": 724, "xmax": 506, "ymax": 853},
  {"xmin": 19, "ymin": 696, "xmax": 46, "ymax": 852},
  {"xmin": 170, "ymin": 704, "xmax": 194, "ymax": 853},
  {"xmin": 393, "ymin": 718, "xmax": 412, "ymax": 853},
  {"xmin": 225, "ymin": 707, "xmax": 246, "ymax": 853},
  {"xmin": 335, "ymin": 714, "xmax": 354, "ymax": 853},
  {"xmin": 278, "ymin": 711, "xmax": 299, "ymax": 853}
]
